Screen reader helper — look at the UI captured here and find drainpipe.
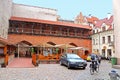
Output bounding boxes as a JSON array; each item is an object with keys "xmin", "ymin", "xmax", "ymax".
[
  {"xmin": 99, "ymin": 32, "xmax": 100, "ymax": 55},
  {"xmin": 99, "ymin": 32, "xmax": 101, "ymax": 55}
]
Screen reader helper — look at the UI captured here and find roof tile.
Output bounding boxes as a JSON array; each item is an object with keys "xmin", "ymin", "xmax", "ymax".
[{"xmin": 10, "ymin": 16, "xmax": 91, "ymax": 30}]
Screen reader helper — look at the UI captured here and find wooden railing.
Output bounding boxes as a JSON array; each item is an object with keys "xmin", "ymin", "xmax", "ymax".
[
  {"xmin": 38, "ymin": 54, "xmax": 60, "ymax": 64},
  {"xmin": 38, "ymin": 54, "xmax": 60, "ymax": 60},
  {"xmin": 8, "ymin": 28, "xmax": 90, "ymax": 39}
]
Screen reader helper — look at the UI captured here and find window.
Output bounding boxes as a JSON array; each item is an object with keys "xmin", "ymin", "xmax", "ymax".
[
  {"xmin": 102, "ymin": 49, "xmax": 105, "ymax": 57},
  {"xmin": 93, "ymin": 39, "xmax": 95, "ymax": 45},
  {"xmin": 0, "ymin": 48, "xmax": 4, "ymax": 54},
  {"xmin": 102, "ymin": 26, "xmax": 106, "ymax": 31},
  {"xmin": 0, "ymin": 48, "xmax": 4, "ymax": 57},
  {"xmin": 96, "ymin": 29, "xmax": 99, "ymax": 33},
  {"xmin": 102, "ymin": 37, "xmax": 105, "ymax": 44},
  {"xmin": 93, "ymin": 30, "xmax": 95, "ymax": 34},
  {"xmin": 96, "ymin": 39, "xmax": 98, "ymax": 45},
  {"xmin": 108, "ymin": 36, "xmax": 111, "ymax": 43}
]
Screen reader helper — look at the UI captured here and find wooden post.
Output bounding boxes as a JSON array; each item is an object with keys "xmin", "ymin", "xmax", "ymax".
[
  {"xmin": 32, "ymin": 53, "xmax": 36, "ymax": 66},
  {"xmin": 31, "ymin": 47, "xmax": 37, "ymax": 66},
  {"xmin": 4, "ymin": 46, "xmax": 8, "ymax": 66}
]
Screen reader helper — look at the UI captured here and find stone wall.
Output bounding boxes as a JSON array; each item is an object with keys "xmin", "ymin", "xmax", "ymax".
[
  {"xmin": 12, "ymin": 3, "xmax": 58, "ymax": 21},
  {"xmin": 0, "ymin": 0, "xmax": 12, "ymax": 39}
]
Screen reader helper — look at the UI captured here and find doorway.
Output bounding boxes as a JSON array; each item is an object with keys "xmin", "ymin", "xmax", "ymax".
[{"xmin": 17, "ymin": 40, "xmax": 32, "ymax": 58}]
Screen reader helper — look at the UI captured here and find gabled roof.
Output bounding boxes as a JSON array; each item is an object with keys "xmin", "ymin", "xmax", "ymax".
[
  {"xmin": 95, "ymin": 16, "xmax": 113, "ymax": 28},
  {"xmin": 10, "ymin": 16, "xmax": 91, "ymax": 30},
  {"xmin": 86, "ymin": 16, "xmax": 99, "ymax": 24},
  {"xmin": 95, "ymin": 18, "xmax": 107, "ymax": 27},
  {"xmin": 75, "ymin": 12, "xmax": 86, "ymax": 23},
  {"xmin": 105, "ymin": 16, "xmax": 113, "ymax": 26}
]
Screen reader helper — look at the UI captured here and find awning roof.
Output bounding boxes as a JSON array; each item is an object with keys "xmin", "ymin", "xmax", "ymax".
[
  {"xmin": 0, "ymin": 37, "xmax": 11, "ymax": 45},
  {"xmin": 68, "ymin": 47, "xmax": 83, "ymax": 50},
  {"xmin": 54, "ymin": 43, "xmax": 76, "ymax": 48},
  {"xmin": 10, "ymin": 16, "xmax": 91, "ymax": 30},
  {"xmin": 68, "ymin": 47, "xmax": 89, "ymax": 50}
]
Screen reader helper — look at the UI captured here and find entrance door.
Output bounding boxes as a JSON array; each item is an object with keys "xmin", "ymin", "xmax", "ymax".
[
  {"xmin": 102, "ymin": 49, "xmax": 105, "ymax": 58},
  {"xmin": 107, "ymin": 49, "xmax": 112, "ymax": 59},
  {"xmin": 17, "ymin": 41, "xmax": 32, "ymax": 58},
  {"xmin": 19, "ymin": 46, "xmax": 31, "ymax": 57}
]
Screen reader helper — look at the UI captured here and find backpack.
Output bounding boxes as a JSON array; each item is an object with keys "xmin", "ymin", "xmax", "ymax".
[
  {"xmin": 91, "ymin": 54, "xmax": 96, "ymax": 60},
  {"xmin": 91, "ymin": 55, "xmax": 95, "ymax": 60}
]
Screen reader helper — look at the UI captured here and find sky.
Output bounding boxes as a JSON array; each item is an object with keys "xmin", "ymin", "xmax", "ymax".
[{"xmin": 13, "ymin": 0, "xmax": 112, "ymax": 20}]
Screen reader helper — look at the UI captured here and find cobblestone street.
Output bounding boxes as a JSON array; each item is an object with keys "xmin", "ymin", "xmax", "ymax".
[{"xmin": 0, "ymin": 60, "xmax": 120, "ymax": 80}]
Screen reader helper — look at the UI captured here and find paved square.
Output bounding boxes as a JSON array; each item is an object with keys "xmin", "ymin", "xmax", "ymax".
[{"xmin": 0, "ymin": 60, "xmax": 120, "ymax": 80}]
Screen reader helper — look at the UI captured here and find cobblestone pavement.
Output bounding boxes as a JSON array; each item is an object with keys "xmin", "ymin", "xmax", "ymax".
[{"xmin": 0, "ymin": 60, "xmax": 120, "ymax": 80}]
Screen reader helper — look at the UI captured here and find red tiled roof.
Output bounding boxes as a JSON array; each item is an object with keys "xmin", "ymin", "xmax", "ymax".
[
  {"xmin": 86, "ymin": 16, "xmax": 99, "ymax": 24},
  {"xmin": 10, "ymin": 16, "xmax": 91, "ymax": 30},
  {"xmin": 95, "ymin": 18, "xmax": 107, "ymax": 27},
  {"xmin": 105, "ymin": 16, "xmax": 113, "ymax": 25},
  {"xmin": 95, "ymin": 16, "xmax": 113, "ymax": 28}
]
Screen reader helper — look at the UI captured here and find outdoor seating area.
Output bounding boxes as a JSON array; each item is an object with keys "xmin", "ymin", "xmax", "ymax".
[{"xmin": 38, "ymin": 54, "xmax": 60, "ymax": 60}]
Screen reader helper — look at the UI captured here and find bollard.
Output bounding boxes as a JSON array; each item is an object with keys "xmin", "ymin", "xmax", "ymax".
[{"xmin": 109, "ymin": 70, "xmax": 120, "ymax": 80}]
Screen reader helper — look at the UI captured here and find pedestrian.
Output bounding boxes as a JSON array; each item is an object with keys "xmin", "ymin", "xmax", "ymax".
[
  {"xmin": 90, "ymin": 53, "xmax": 99, "ymax": 71},
  {"xmin": 109, "ymin": 70, "xmax": 120, "ymax": 80},
  {"xmin": 96, "ymin": 54, "xmax": 101, "ymax": 64}
]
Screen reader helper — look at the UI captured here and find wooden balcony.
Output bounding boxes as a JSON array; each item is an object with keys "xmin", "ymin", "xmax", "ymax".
[{"xmin": 8, "ymin": 28, "xmax": 90, "ymax": 39}]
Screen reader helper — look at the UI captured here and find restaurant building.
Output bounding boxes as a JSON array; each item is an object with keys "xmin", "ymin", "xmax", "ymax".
[{"xmin": 0, "ymin": 0, "xmax": 92, "ymax": 66}]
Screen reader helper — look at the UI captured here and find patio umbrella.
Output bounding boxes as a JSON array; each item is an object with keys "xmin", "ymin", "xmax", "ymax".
[
  {"xmin": 54, "ymin": 43, "xmax": 76, "ymax": 53},
  {"xmin": 68, "ymin": 47, "xmax": 83, "ymax": 50},
  {"xmin": 41, "ymin": 43, "xmax": 54, "ymax": 47},
  {"xmin": 54, "ymin": 44, "xmax": 66, "ymax": 48},
  {"xmin": 54, "ymin": 44, "xmax": 75, "ymax": 48}
]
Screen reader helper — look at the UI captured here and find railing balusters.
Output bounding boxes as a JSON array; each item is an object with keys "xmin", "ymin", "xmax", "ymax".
[{"xmin": 8, "ymin": 28, "xmax": 90, "ymax": 38}]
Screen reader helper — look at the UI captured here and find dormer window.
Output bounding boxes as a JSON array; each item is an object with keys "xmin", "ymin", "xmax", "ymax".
[
  {"xmin": 102, "ymin": 26, "xmax": 106, "ymax": 31},
  {"xmin": 96, "ymin": 29, "xmax": 99, "ymax": 33},
  {"xmin": 93, "ymin": 30, "xmax": 95, "ymax": 34}
]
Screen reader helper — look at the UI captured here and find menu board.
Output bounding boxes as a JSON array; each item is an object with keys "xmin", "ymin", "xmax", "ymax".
[{"xmin": 0, "ymin": 48, "xmax": 4, "ymax": 54}]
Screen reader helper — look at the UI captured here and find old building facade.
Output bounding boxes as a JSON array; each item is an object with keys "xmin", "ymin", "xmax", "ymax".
[
  {"xmin": 91, "ymin": 15, "xmax": 114, "ymax": 59},
  {"xmin": 12, "ymin": 3, "xmax": 58, "ymax": 21},
  {"xmin": 0, "ymin": 0, "xmax": 12, "ymax": 39},
  {"xmin": 0, "ymin": 0, "xmax": 92, "ymax": 65}
]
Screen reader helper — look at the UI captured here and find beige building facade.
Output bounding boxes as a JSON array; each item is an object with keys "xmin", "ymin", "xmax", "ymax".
[
  {"xmin": 0, "ymin": 0, "xmax": 58, "ymax": 39},
  {"xmin": 113, "ymin": 0, "xmax": 120, "ymax": 64},
  {"xmin": 91, "ymin": 15, "xmax": 113, "ymax": 59},
  {"xmin": 91, "ymin": 29, "xmax": 114, "ymax": 59},
  {"xmin": 12, "ymin": 3, "xmax": 58, "ymax": 21},
  {"xmin": 0, "ymin": 0, "xmax": 12, "ymax": 39}
]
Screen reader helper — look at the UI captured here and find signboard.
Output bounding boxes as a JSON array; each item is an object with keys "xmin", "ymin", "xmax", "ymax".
[{"xmin": 0, "ymin": 48, "xmax": 4, "ymax": 54}]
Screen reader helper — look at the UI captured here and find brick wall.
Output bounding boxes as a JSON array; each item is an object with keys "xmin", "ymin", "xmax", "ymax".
[{"xmin": 8, "ymin": 34, "xmax": 92, "ymax": 53}]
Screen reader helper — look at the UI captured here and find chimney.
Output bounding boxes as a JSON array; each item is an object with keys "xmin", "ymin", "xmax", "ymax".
[
  {"xmin": 107, "ymin": 13, "xmax": 111, "ymax": 20},
  {"xmin": 89, "ymin": 14, "xmax": 92, "ymax": 18}
]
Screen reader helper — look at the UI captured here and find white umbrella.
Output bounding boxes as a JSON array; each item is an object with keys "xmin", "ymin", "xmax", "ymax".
[
  {"xmin": 68, "ymin": 47, "xmax": 83, "ymax": 50},
  {"xmin": 54, "ymin": 44, "xmax": 66, "ymax": 48}
]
